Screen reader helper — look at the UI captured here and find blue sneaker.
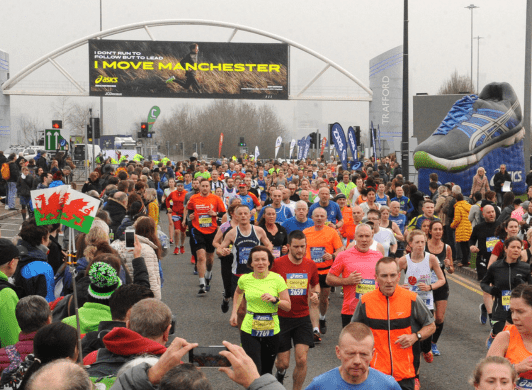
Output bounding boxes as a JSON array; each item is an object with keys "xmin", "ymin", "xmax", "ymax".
[
  {"xmin": 479, "ymin": 303, "xmax": 487, "ymax": 325},
  {"xmin": 414, "ymin": 82, "xmax": 523, "ymax": 172},
  {"xmin": 431, "ymin": 343, "xmax": 441, "ymax": 356},
  {"xmin": 487, "ymin": 334, "xmax": 494, "ymax": 350}
]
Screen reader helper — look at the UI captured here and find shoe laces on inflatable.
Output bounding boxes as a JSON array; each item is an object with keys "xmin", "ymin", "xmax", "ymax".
[{"xmin": 433, "ymin": 95, "xmax": 478, "ymax": 136}]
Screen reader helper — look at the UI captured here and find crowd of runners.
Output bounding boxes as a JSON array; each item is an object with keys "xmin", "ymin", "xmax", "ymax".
[{"xmin": 1, "ymin": 153, "xmax": 532, "ymax": 390}]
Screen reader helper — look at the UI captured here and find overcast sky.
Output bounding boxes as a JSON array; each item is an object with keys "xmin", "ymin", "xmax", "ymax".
[{"xmin": 0, "ymin": 0, "xmax": 528, "ymax": 145}]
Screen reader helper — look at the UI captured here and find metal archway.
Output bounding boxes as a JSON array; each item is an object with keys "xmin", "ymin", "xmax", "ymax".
[{"xmin": 2, "ymin": 19, "xmax": 372, "ymax": 101}]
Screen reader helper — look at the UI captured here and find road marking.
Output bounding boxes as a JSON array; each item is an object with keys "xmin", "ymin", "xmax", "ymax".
[{"xmin": 447, "ymin": 274, "xmax": 484, "ymax": 296}]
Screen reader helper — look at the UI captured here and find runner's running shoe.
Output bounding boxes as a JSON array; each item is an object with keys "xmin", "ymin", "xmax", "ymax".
[
  {"xmin": 319, "ymin": 319, "xmax": 327, "ymax": 335},
  {"xmin": 423, "ymin": 351, "xmax": 433, "ymax": 363},
  {"xmin": 431, "ymin": 343, "xmax": 441, "ymax": 356},
  {"xmin": 180, "ymin": 246, "xmax": 185, "ymax": 254},
  {"xmin": 166, "ymin": 76, "xmax": 175, "ymax": 84},
  {"xmin": 414, "ymin": 378, "xmax": 421, "ymax": 390},
  {"xmin": 479, "ymin": 303, "xmax": 488, "ymax": 325},
  {"xmin": 313, "ymin": 330, "xmax": 322, "ymax": 343},
  {"xmin": 197, "ymin": 284, "xmax": 206, "ymax": 296},
  {"xmin": 190, "ymin": 255, "xmax": 195, "ymax": 264},
  {"xmin": 205, "ymin": 277, "xmax": 211, "ymax": 292},
  {"xmin": 414, "ymin": 82, "xmax": 523, "ymax": 173},
  {"xmin": 173, "ymin": 247, "xmax": 179, "ymax": 255},
  {"xmin": 275, "ymin": 370, "xmax": 286, "ymax": 384},
  {"xmin": 221, "ymin": 297, "xmax": 230, "ymax": 313}
]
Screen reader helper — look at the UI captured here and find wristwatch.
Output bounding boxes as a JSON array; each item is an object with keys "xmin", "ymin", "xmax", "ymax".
[
  {"xmin": 274, "ymin": 297, "xmax": 280, "ymax": 304},
  {"xmin": 416, "ymin": 333, "xmax": 422, "ymax": 341}
]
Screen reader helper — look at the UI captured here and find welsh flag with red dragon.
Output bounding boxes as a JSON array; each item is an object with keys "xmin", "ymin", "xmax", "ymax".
[{"xmin": 31, "ymin": 188, "xmax": 100, "ymax": 233}]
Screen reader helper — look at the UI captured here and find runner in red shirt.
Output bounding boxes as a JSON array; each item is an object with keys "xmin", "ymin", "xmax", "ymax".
[
  {"xmin": 165, "ymin": 180, "xmax": 187, "ymax": 255},
  {"xmin": 327, "ymin": 223, "xmax": 383, "ymax": 328},
  {"xmin": 271, "ymin": 230, "xmax": 320, "ymax": 390},
  {"xmin": 185, "ymin": 180, "xmax": 226, "ymax": 296}
]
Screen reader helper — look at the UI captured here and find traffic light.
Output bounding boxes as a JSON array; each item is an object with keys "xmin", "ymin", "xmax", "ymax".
[
  {"xmin": 328, "ymin": 124, "xmax": 333, "ymax": 144},
  {"xmin": 52, "ymin": 120, "xmax": 62, "ymax": 129},
  {"xmin": 93, "ymin": 118, "xmax": 100, "ymax": 139},
  {"xmin": 354, "ymin": 126, "xmax": 361, "ymax": 146},
  {"xmin": 140, "ymin": 122, "xmax": 148, "ymax": 137},
  {"xmin": 87, "ymin": 124, "xmax": 93, "ymax": 140},
  {"xmin": 309, "ymin": 133, "xmax": 317, "ymax": 147},
  {"xmin": 239, "ymin": 137, "xmax": 246, "ymax": 147},
  {"xmin": 200, "ymin": 142, "xmax": 205, "ymax": 148}
]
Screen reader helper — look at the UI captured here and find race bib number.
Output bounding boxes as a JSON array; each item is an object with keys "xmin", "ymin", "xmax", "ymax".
[
  {"xmin": 310, "ymin": 247, "xmax": 326, "ymax": 263},
  {"xmin": 251, "ymin": 314, "xmax": 275, "ymax": 337},
  {"xmin": 502, "ymin": 290, "xmax": 511, "ymax": 311},
  {"xmin": 517, "ymin": 377, "xmax": 532, "ymax": 389},
  {"xmin": 238, "ymin": 247, "xmax": 252, "ymax": 265},
  {"xmin": 287, "ymin": 273, "xmax": 308, "ymax": 296},
  {"xmin": 486, "ymin": 237, "xmax": 498, "ymax": 253},
  {"xmin": 199, "ymin": 214, "xmax": 212, "ymax": 228},
  {"xmin": 171, "ymin": 214, "xmax": 182, "ymax": 222},
  {"xmin": 356, "ymin": 279, "xmax": 376, "ymax": 299},
  {"xmin": 272, "ymin": 246, "xmax": 281, "ymax": 259}
]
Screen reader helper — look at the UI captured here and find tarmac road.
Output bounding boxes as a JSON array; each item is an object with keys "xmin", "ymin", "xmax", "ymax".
[{"xmin": 3, "ymin": 211, "xmax": 491, "ymax": 390}]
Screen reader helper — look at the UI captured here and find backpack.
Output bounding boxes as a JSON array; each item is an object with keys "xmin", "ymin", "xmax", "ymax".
[
  {"xmin": 0, "ymin": 351, "xmax": 35, "ymax": 389},
  {"xmin": 1, "ymin": 163, "xmax": 10, "ymax": 181}
]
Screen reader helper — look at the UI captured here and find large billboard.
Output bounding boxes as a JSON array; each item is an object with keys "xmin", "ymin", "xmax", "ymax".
[
  {"xmin": 89, "ymin": 40, "xmax": 289, "ymax": 100},
  {"xmin": 368, "ymin": 45, "xmax": 403, "ymax": 149}
]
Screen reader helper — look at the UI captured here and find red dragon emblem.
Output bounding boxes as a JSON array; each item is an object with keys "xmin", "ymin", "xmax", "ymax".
[
  {"xmin": 35, "ymin": 192, "xmax": 64, "ymax": 222},
  {"xmin": 61, "ymin": 193, "xmax": 95, "ymax": 227}
]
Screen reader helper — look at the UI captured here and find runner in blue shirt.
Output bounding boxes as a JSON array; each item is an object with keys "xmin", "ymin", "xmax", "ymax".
[
  {"xmin": 390, "ymin": 186, "xmax": 414, "ymax": 216},
  {"xmin": 257, "ymin": 189, "xmax": 293, "ymax": 224},
  {"xmin": 308, "ymin": 187, "xmax": 343, "ymax": 229},
  {"xmin": 282, "ymin": 200, "xmax": 314, "ymax": 234}
]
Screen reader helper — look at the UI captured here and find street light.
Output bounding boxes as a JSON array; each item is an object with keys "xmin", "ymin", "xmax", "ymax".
[
  {"xmin": 465, "ymin": 4, "xmax": 479, "ymax": 92},
  {"xmin": 475, "ymin": 36, "xmax": 483, "ymax": 93}
]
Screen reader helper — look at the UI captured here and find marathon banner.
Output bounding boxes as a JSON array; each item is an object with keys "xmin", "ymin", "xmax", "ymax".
[
  {"xmin": 297, "ymin": 138, "xmax": 304, "ymax": 160},
  {"xmin": 274, "ymin": 136, "xmax": 282, "ymax": 158},
  {"xmin": 302, "ymin": 135, "xmax": 311, "ymax": 159},
  {"xmin": 289, "ymin": 139, "xmax": 296, "ymax": 159},
  {"xmin": 320, "ymin": 136, "xmax": 327, "ymax": 156},
  {"xmin": 89, "ymin": 40, "xmax": 289, "ymax": 100},
  {"xmin": 371, "ymin": 121, "xmax": 377, "ymax": 167},
  {"xmin": 377, "ymin": 124, "xmax": 382, "ymax": 159},
  {"xmin": 218, "ymin": 133, "xmax": 224, "ymax": 158},
  {"xmin": 347, "ymin": 126, "xmax": 358, "ymax": 163},
  {"xmin": 331, "ymin": 123, "xmax": 348, "ymax": 170},
  {"xmin": 147, "ymin": 106, "xmax": 160, "ymax": 132}
]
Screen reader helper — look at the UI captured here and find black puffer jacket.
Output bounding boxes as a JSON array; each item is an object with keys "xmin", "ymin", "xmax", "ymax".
[
  {"xmin": 16, "ymin": 174, "xmax": 34, "ymax": 197},
  {"xmin": 103, "ymin": 198, "xmax": 127, "ymax": 234}
]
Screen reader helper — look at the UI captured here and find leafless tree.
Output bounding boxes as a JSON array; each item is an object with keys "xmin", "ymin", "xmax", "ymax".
[
  {"xmin": 154, "ymin": 100, "xmax": 287, "ymax": 160},
  {"xmin": 17, "ymin": 114, "xmax": 43, "ymax": 145},
  {"xmin": 438, "ymin": 70, "xmax": 475, "ymax": 95}
]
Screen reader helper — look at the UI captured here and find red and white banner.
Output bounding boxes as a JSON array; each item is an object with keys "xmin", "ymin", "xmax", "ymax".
[
  {"xmin": 320, "ymin": 137, "xmax": 327, "ymax": 155},
  {"xmin": 218, "ymin": 133, "xmax": 224, "ymax": 158}
]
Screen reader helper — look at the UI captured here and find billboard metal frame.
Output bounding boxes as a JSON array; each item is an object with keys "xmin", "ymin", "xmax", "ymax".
[{"xmin": 2, "ymin": 19, "xmax": 372, "ymax": 102}]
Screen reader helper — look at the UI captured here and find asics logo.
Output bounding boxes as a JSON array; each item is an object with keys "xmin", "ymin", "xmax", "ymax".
[{"xmin": 466, "ymin": 100, "xmax": 520, "ymax": 149}]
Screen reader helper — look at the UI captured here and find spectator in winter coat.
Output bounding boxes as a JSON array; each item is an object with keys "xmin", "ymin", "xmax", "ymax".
[
  {"xmin": 470, "ymin": 167, "xmax": 490, "ymax": 198},
  {"xmin": 493, "ymin": 164, "xmax": 512, "ymax": 206},
  {"xmin": 0, "ymin": 239, "xmax": 28, "ymax": 349},
  {"xmin": 35, "ymin": 151, "xmax": 48, "ymax": 173},
  {"xmin": 84, "ymin": 299, "xmax": 172, "ymax": 376},
  {"xmin": 82, "ymin": 172, "xmax": 102, "ymax": 194},
  {"xmin": 6, "ymin": 153, "xmax": 20, "ymax": 210},
  {"xmin": 104, "ymin": 192, "xmax": 128, "ymax": 235},
  {"xmin": 0, "ymin": 151, "xmax": 7, "ymax": 165},
  {"xmin": 0, "ymin": 296, "xmax": 51, "ymax": 373},
  {"xmin": 13, "ymin": 220, "xmax": 55, "ymax": 302},
  {"xmin": 16, "ymin": 166, "xmax": 34, "ymax": 221},
  {"xmin": 451, "ymin": 193, "xmax": 473, "ymax": 267}
]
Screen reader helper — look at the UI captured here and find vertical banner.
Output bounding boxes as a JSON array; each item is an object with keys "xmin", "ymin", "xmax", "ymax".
[
  {"xmin": 218, "ymin": 133, "xmax": 224, "ymax": 158},
  {"xmin": 147, "ymin": 106, "xmax": 161, "ymax": 132},
  {"xmin": 320, "ymin": 137, "xmax": 327, "ymax": 156},
  {"xmin": 347, "ymin": 126, "xmax": 358, "ymax": 163},
  {"xmin": 297, "ymin": 138, "xmax": 304, "ymax": 160},
  {"xmin": 255, "ymin": 146, "xmax": 260, "ymax": 160},
  {"xmin": 331, "ymin": 123, "xmax": 348, "ymax": 170},
  {"xmin": 289, "ymin": 139, "xmax": 296, "ymax": 159},
  {"xmin": 302, "ymin": 136, "xmax": 311, "ymax": 159},
  {"xmin": 274, "ymin": 136, "xmax": 282, "ymax": 159},
  {"xmin": 371, "ymin": 121, "xmax": 377, "ymax": 168},
  {"xmin": 377, "ymin": 124, "xmax": 382, "ymax": 159}
]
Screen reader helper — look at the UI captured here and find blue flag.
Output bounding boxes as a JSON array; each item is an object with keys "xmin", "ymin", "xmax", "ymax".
[
  {"xmin": 331, "ymin": 123, "xmax": 348, "ymax": 170},
  {"xmin": 347, "ymin": 126, "xmax": 358, "ymax": 163},
  {"xmin": 302, "ymin": 136, "xmax": 311, "ymax": 159}
]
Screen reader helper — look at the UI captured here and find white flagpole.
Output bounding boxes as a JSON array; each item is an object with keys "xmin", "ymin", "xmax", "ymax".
[{"xmin": 68, "ymin": 226, "xmax": 83, "ymax": 363}]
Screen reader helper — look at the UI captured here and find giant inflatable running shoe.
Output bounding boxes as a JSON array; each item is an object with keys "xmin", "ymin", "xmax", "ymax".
[{"xmin": 415, "ymin": 82, "xmax": 526, "ymax": 196}]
